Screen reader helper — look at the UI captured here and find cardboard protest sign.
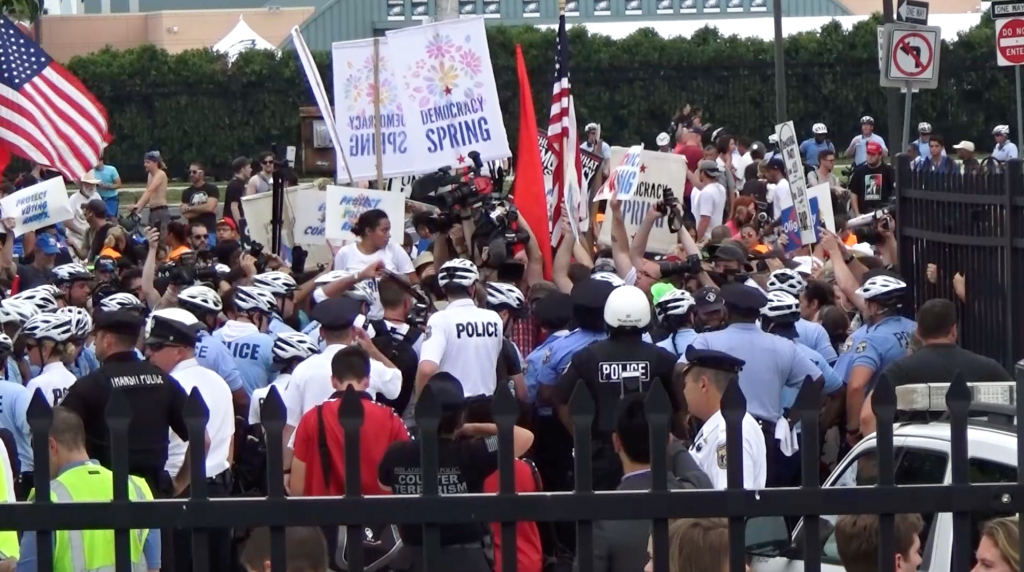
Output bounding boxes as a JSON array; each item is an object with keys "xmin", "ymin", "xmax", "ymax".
[
  {"xmin": 775, "ymin": 121, "xmax": 816, "ymax": 247},
  {"xmin": 241, "ymin": 186, "xmax": 335, "ymax": 268},
  {"xmin": 324, "ymin": 186, "xmax": 405, "ymax": 244},
  {"xmin": 0, "ymin": 177, "xmax": 74, "ymax": 237},
  {"xmin": 332, "ymin": 38, "xmax": 411, "ymax": 181},
  {"xmin": 778, "ymin": 183, "xmax": 835, "ymax": 253},
  {"xmin": 386, "ymin": 17, "xmax": 511, "ymax": 175},
  {"xmin": 594, "ymin": 145, "xmax": 643, "ymax": 202},
  {"xmin": 596, "ymin": 147, "xmax": 688, "ymax": 254}
]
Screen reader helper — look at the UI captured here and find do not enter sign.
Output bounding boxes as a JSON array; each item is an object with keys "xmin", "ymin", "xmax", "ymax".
[{"xmin": 997, "ymin": 18, "xmax": 1024, "ymax": 66}]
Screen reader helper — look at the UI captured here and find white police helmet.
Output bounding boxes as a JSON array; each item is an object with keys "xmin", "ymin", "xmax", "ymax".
[
  {"xmin": 437, "ymin": 258, "xmax": 479, "ymax": 288},
  {"xmin": 855, "ymin": 275, "xmax": 907, "ymax": 303},
  {"xmin": 656, "ymin": 132, "xmax": 671, "ymax": 146},
  {"xmin": 761, "ymin": 291, "xmax": 801, "ymax": 319},
  {"xmin": 994, "ymin": 125, "xmax": 1011, "ymax": 136},
  {"xmin": 766, "ymin": 268, "xmax": 807, "ymax": 297},
  {"xmin": 812, "ymin": 123, "xmax": 828, "ymax": 135},
  {"xmin": 603, "ymin": 285, "xmax": 651, "ymax": 329},
  {"xmin": 654, "ymin": 289, "xmax": 695, "ymax": 322}
]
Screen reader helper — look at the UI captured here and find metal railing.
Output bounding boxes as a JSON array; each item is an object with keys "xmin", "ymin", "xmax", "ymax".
[{"xmin": 7, "ymin": 372, "xmax": 1023, "ymax": 572}]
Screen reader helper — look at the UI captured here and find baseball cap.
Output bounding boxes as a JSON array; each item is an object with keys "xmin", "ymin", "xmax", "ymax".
[
  {"xmin": 85, "ymin": 198, "xmax": 108, "ymax": 217},
  {"xmin": 711, "ymin": 243, "xmax": 747, "ymax": 264},
  {"xmin": 216, "ymin": 217, "xmax": 237, "ymax": 231},
  {"xmin": 765, "ymin": 156, "xmax": 786, "ymax": 171},
  {"xmin": 953, "ymin": 141, "xmax": 975, "ymax": 152},
  {"xmin": 35, "ymin": 233, "xmax": 59, "ymax": 255},
  {"xmin": 866, "ymin": 141, "xmax": 884, "ymax": 155},
  {"xmin": 698, "ymin": 159, "xmax": 720, "ymax": 174},
  {"xmin": 693, "ymin": 287, "xmax": 725, "ymax": 314},
  {"xmin": 144, "ymin": 150, "xmax": 162, "ymax": 163},
  {"xmin": 656, "ymin": 132, "xmax": 671, "ymax": 146}
]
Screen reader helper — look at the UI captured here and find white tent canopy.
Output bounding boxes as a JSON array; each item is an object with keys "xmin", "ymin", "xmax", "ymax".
[{"xmin": 213, "ymin": 15, "xmax": 280, "ymax": 63}]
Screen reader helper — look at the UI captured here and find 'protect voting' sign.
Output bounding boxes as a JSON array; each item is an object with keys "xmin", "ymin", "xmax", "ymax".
[
  {"xmin": 0, "ymin": 177, "xmax": 73, "ymax": 237},
  {"xmin": 324, "ymin": 186, "xmax": 406, "ymax": 244}
]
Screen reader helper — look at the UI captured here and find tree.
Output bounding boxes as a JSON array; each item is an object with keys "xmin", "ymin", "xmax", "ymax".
[{"xmin": 3, "ymin": 0, "xmax": 40, "ymax": 23}]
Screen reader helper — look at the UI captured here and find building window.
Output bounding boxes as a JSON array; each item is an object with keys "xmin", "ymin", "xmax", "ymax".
[
  {"xmin": 411, "ymin": 0, "xmax": 429, "ymax": 19},
  {"xmin": 523, "ymin": 0, "xmax": 539, "ymax": 17},
  {"xmin": 387, "ymin": 0, "xmax": 405, "ymax": 20}
]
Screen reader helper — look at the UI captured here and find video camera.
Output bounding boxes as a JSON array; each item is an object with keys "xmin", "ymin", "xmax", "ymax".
[
  {"xmin": 655, "ymin": 254, "xmax": 703, "ymax": 279},
  {"xmin": 849, "ymin": 201, "xmax": 897, "ymax": 246},
  {"xmin": 156, "ymin": 251, "xmax": 221, "ymax": 287}
]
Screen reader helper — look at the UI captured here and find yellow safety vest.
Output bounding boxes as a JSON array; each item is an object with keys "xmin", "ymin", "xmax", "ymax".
[
  {"xmin": 43, "ymin": 462, "xmax": 153, "ymax": 572},
  {"xmin": 0, "ymin": 448, "xmax": 18, "ymax": 560}
]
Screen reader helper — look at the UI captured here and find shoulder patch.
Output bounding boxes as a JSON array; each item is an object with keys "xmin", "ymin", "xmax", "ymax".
[
  {"xmin": 855, "ymin": 341, "xmax": 867, "ymax": 354},
  {"xmin": 424, "ymin": 326, "xmax": 432, "ymax": 341},
  {"xmin": 716, "ymin": 443, "xmax": 727, "ymax": 469},
  {"xmin": 542, "ymin": 348, "xmax": 552, "ymax": 365}
]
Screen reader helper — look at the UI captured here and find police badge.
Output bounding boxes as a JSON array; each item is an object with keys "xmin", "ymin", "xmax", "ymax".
[
  {"xmin": 542, "ymin": 349, "xmax": 552, "ymax": 365},
  {"xmin": 716, "ymin": 444, "xmax": 727, "ymax": 469},
  {"xmin": 855, "ymin": 341, "xmax": 867, "ymax": 354},
  {"xmin": 424, "ymin": 326, "xmax": 432, "ymax": 341}
]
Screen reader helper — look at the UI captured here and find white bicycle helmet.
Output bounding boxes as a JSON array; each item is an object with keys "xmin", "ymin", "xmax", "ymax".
[
  {"xmin": 215, "ymin": 264, "xmax": 231, "ymax": 275},
  {"xmin": 0, "ymin": 305, "xmax": 19, "ymax": 325},
  {"xmin": 0, "ymin": 299, "xmax": 38, "ymax": 324},
  {"xmin": 603, "ymin": 285, "xmax": 651, "ymax": 329},
  {"xmin": 994, "ymin": 125, "xmax": 1011, "ymax": 136},
  {"xmin": 19, "ymin": 313, "xmax": 74, "ymax": 343},
  {"xmin": 761, "ymin": 291, "xmax": 801, "ymax": 319},
  {"xmin": 51, "ymin": 263, "xmax": 92, "ymax": 285},
  {"xmin": 860, "ymin": 116, "xmax": 875, "ymax": 125},
  {"xmin": 11, "ymin": 287, "xmax": 59, "ymax": 313},
  {"xmin": 918, "ymin": 122, "xmax": 932, "ymax": 134},
  {"xmin": 766, "ymin": 269, "xmax": 807, "ymax": 297},
  {"xmin": 654, "ymin": 289, "xmax": 695, "ymax": 321},
  {"xmin": 99, "ymin": 292, "xmax": 145, "ymax": 313},
  {"xmin": 591, "ymin": 272, "xmax": 625, "ymax": 288},
  {"xmin": 179, "ymin": 285, "xmax": 223, "ymax": 315},
  {"xmin": 233, "ymin": 286, "xmax": 276, "ymax": 315},
  {"xmin": 314, "ymin": 270, "xmax": 356, "ymax": 285},
  {"xmin": 811, "ymin": 123, "xmax": 828, "ymax": 135},
  {"xmin": 345, "ymin": 280, "xmax": 376, "ymax": 304},
  {"xmin": 56, "ymin": 306, "xmax": 93, "ymax": 340},
  {"xmin": 253, "ymin": 271, "xmax": 297, "ymax": 297},
  {"xmin": 855, "ymin": 275, "xmax": 907, "ymax": 302},
  {"xmin": 272, "ymin": 331, "xmax": 320, "ymax": 364},
  {"xmin": 0, "ymin": 333, "xmax": 12, "ymax": 353},
  {"xmin": 485, "ymin": 282, "xmax": 525, "ymax": 310},
  {"xmin": 437, "ymin": 258, "xmax": 479, "ymax": 288}
]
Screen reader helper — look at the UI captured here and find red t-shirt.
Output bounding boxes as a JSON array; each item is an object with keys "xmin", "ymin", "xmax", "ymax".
[
  {"xmin": 293, "ymin": 393, "xmax": 409, "ymax": 496},
  {"xmin": 483, "ymin": 459, "xmax": 543, "ymax": 572},
  {"xmin": 674, "ymin": 144, "xmax": 705, "ymax": 198}
]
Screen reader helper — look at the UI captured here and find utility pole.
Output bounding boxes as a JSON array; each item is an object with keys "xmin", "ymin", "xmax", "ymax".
[
  {"xmin": 883, "ymin": 0, "xmax": 900, "ymax": 152},
  {"xmin": 772, "ymin": 0, "xmax": 787, "ymax": 123}
]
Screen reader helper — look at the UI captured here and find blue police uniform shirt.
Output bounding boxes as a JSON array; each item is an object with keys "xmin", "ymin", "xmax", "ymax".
[
  {"xmin": 796, "ymin": 319, "xmax": 838, "ymax": 364},
  {"xmin": 799, "ymin": 138, "xmax": 835, "ymax": 168},
  {"xmin": 524, "ymin": 330, "xmax": 569, "ymax": 414},
  {"xmin": 195, "ymin": 330, "xmax": 244, "ymax": 393},
  {"xmin": 0, "ymin": 381, "xmax": 32, "ymax": 473},
  {"xmin": 851, "ymin": 133, "xmax": 888, "ymax": 166},
  {"xmin": 834, "ymin": 315, "xmax": 915, "ymax": 397},
  {"xmin": 778, "ymin": 341, "xmax": 842, "ymax": 434},
  {"xmin": 685, "ymin": 323, "xmax": 821, "ymax": 422},
  {"xmin": 534, "ymin": 329, "xmax": 606, "ymax": 414},
  {"xmin": 68, "ymin": 346, "xmax": 101, "ymax": 379},
  {"xmin": 656, "ymin": 329, "xmax": 699, "ymax": 359},
  {"xmin": 0, "ymin": 357, "xmax": 21, "ymax": 386},
  {"xmin": 993, "ymin": 141, "xmax": 1019, "ymax": 162},
  {"xmin": 269, "ymin": 317, "xmax": 297, "ymax": 335},
  {"xmin": 212, "ymin": 322, "xmax": 275, "ymax": 396}
]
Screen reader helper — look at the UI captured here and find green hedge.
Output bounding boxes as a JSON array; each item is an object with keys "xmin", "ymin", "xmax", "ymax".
[{"xmin": 50, "ymin": 13, "xmax": 1008, "ymax": 182}]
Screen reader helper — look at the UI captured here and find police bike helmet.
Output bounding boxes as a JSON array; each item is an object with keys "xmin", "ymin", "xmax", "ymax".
[
  {"xmin": 345, "ymin": 280, "xmax": 376, "ymax": 304},
  {"xmin": 19, "ymin": 313, "xmax": 74, "ymax": 343},
  {"xmin": 11, "ymin": 286, "xmax": 59, "ymax": 313},
  {"xmin": 485, "ymin": 282, "xmax": 525, "ymax": 311},
  {"xmin": 994, "ymin": 125, "xmax": 1011, "ymax": 136},
  {"xmin": 314, "ymin": 270, "xmax": 356, "ymax": 286},
  {"xmin": 761, "ymin": 291, "xmax": 801, "ymax": 321},
  {"xmin": 812, "ymin": 123, "xmax": 828, "ymax": 135},
  {"xmin": 179, "ymin": 285, "xmax": 224, "ymax": 317},
  {"xmin": 918, "ymin": 122, "xmax": 932, "ymax": 134},
  {"xmin": 55, "ymin": 306, "xmax": 93, "ymax": 341},
  {"xmin": 604, "ymin": 285, "xmax": 651, "ymax": 330},
  {"xmin": 855, "ymin": 274, "xmax": 907, "ymax": 308},
  {"xmin": 0, "ymin": 299, "xmax": 38, "ymax": 324},
  {"xmin": 0, "ymin": 333, "xmax": 12, "ymax": 353},
  {"xmin": 233, "ymin": 286, "xmax": 277, "ymax": 316},
  {"xmin": 253, "ymin": 271, "xmax": 298, "ymax": 297},
  {"xmin": 654, "ymin": 288, "xmax": 695, "ymax": 323},
  {"xmin": 0, "ymin": 304, "xmax": 21, "ymax": 325},
  {"xmin": 437, "ymin": 258, "xmax": 479, "ymax": 289},
  {"xmin": 591, "ymin": 271, "xmax": 625, "ymax": 288},
  {"xmin": 272, "ymin": 332, "xmax": 320, "ymax": 365},
  {"xmin": 766, "ymin": 268, "xmax": 807, "ymax": 297},
  {"xmin": 860, "ymin": 116, "xmax": 875, "ymax": 125},
  {"xmin": 51, "ymin": 263, "xmax": 92, "ymax": 286},
  {"xmin": 98, "ymin": 292, "xmax": 146, "ymax": 313}
]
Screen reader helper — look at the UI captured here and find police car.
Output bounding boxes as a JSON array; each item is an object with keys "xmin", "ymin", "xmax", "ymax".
[{"xmin": 753, "ymin": 381, "xmax": 1019, "ymax": 572}]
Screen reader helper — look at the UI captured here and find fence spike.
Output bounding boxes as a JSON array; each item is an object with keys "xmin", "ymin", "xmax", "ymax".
[
  {"xmin": 185, "ymin": 386, "xmax": 211, "ymax": 426},
  {"xmin": 871, "ymin": 372, "xmax": 896, "ymax": 422},
  {"xmin": 339, "ymin": 385, "xmax": 365, "ymax": 432},
  {"xmin": 261, "ymin": 385, "xmax": 287, "ymax": 431},
  {"xmin": 104, "ymin": 389, "xmax": 132, "ymax": 429},
  {"xmin": 414, "ymin": 385, "xmax": 441, "ymax": 432},
  {"xmin": 26, "ymin": 387, "xmax": 52, "ymax": 429},
  {"xmin": 568, "ymin": 379, "xmax": 595, "ymax": 423},
  {"xmin": 720, "ymin": 378, "xmax": 746, "ymax": 424},
  {"xmin": 491, "ymin": 383, "xmax": 519, "ymax": 426},
  {"xmin": 945, "ymin": 370, "xmax": 972, "ymax": 415},
  {"xmin": 644, "ymin": 378, "xmax": 672, "ymax": 423},
  {"xmin": 793, "ymin": 376, "xmax": 821, "ymax": 418}
]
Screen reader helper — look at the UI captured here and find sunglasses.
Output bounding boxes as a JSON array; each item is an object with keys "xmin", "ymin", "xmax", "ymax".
[
  {"xmin": 262, "ymin": 160, "xmax": 274, "ymax": 165},
  {"xmin": 189, "ymin": 170, "xmax": 202, "ymax": 175},
  {"xmin": 193, "ymin": 234, "xmax": 208, "ymax": 240}
]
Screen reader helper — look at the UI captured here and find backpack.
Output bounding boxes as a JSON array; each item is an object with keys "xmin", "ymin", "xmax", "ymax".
[{"xmin": 369, "ymin": 320, "xmax": 422, "ymax": 416}]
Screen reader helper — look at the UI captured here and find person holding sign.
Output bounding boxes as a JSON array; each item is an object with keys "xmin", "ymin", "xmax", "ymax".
[{"xmin": 0, "ymin": 220, "xmax": 57, "ymax": 292}]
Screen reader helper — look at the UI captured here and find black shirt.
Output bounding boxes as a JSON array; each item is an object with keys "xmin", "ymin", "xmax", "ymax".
[
  {"xmin": 16, "ymin": 263, "xmax": 52, "ymax": 290},
  {"xmin": 849, "ymin": 162, "xmax": 895, "ymax": 212},
  {"xmin": 224, "ymin": 178, "xmax": 246, "ymax": 222},
  {"xmin": 181, "ymin": 182, "xmax": 220, "ymax": 234},
  {"xmin": 882, "ymin": 343, "xmax": 1011, "ymax": 387},
  {"xmin": 89, "ymin": 222, "xmax": 114, "ymax": 260},
  {"xmin": 61, "ymin": 351, "xmax": 190, "ymax": 476},
  {"xmin": 378, "ymin": 436, "xmax": 498, "ymax": 545}
]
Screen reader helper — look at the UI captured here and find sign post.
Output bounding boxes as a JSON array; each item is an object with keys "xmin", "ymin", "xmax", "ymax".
[
  {"xmin": 995, "ymin": 15, "xmax": 1024, "ymax": 158},
  {"xmin": 880, "ymin": 24, "xmax": 941, "ymax": 151}
]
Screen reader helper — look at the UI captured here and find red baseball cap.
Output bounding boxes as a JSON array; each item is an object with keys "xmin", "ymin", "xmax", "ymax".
[
  {"xmin": 217, "ymin": 217, "xmax": 238, "ymax": 231},
  {"xmin": 866, "ymin": 141, "xmax": 883, "ymax": 155}
]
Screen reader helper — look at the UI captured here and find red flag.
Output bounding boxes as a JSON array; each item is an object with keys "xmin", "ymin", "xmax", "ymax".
[
  {"xmin": 512, "ymin": 45, "xmax": 553, "ymax": 280},
  {"xmin": 0, "ymin": 144, "xmax": 11, "ymax": 177}
]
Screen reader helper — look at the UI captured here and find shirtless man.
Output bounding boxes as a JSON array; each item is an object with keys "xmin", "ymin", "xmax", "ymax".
[{"xmin": 131, "ymin": 151, "xmax": 170, "ymax": 235}]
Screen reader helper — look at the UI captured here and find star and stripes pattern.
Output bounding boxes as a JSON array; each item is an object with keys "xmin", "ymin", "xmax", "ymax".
[
  {"xmin": 546, "ymin": 11, "xmax": 586, "ymax": 246},
  {"xmin": 0, "ymin": 16, "xmax": 110, "ymax": 180}
]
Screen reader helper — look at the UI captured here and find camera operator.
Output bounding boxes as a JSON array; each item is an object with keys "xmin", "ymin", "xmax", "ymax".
[{"xmin": 848, "ymin": 142, "xmax": 894, "ymax": 216}]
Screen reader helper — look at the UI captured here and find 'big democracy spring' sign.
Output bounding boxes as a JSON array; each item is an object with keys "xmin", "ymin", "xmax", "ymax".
[
  {"xmin": 324, "ymin": 186, "xmax": 406, "ymax": 244},
  {"xmin": 0, "ymin": 177, "xmax": 73, "ymax": 237},
  {"xmin": 385, "ymin": 17, "xmax": 511, "ymax": 176},
  {"xmin": 332, "ymin": 39, "xmax": 411, "ymax": 181}
]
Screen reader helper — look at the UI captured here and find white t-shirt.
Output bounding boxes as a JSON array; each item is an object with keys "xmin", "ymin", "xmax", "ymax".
[
  {"xmin": 768, "ymin": 178, "xmax": 793, "ymax": 221},
  {"xmin": 26, "ymin": 362, "xmax": 76, "ymax": 407},
  {"xmin": 66, "ymin": 191, "xmax": 93, "ymax": 251},
  {"xmin": 419, "ymin": 299, "xmax": 503, "ymax": 397},
  {"xmin": 332, "ymin": 243, "xmax": 415, "ymax": 320},
  {"xmin": 165, "ymin": 359, "xmax": 234, "ymax": 478},
  {"xmin": 694, "ymin": 182, "xmax": 726, "ymax": 240},
  {"xmin": 249, "ymin": 373, "xmax": 300, "ymax": 425},
  {"xmin": 286, "ymin": 343, "xmax": 402, "ymax": 425}
]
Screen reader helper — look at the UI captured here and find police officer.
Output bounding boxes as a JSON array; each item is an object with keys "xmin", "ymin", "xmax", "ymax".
[
  {"xmin": 681, "ymin": 346, "xmax": 767, "ymax": 490},
  {"xmin": 766, "ymin": 268, "xmax": 838, "ymax": 364},
  {"xmin": 378, "ymin": 372, "xmax": 534, "ymax": 572},
  {"xmin": 554, "ymin": 285, "xmax": 679, "ymax": 491},
  {"xmin": 0, "ymin": 375, "xmax": 33, "ymax": 500},
  {"xmin": 213, "ymin": 286, "xmax": 277, "ymax": 396},
  {"xmin": 654, "ymin": 288, "xmax": 698, "ymax": 358},
  {"xmin": 11, "ymin": 407, "xmax": 158, "ymax": 572},
  {"xmin": 414, "ymin": 259, "xmax": 503, "ymax": 420},
  {"xmin": 683, "ymin": 283, "xmax": 822, "ymax": 488},
  {"xmin": 252, "ymin": 270, "xmax": 300, "ymax": 334},
  {"xmin": 178, "ymin": 285, "xmax": 249, "ymax": 411}
]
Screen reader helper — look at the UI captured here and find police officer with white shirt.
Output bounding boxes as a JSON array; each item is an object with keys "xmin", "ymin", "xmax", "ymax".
[
  {"xmin": 144, "ymin": 308, "xmax": 234, "ymax": 572},
  {"xmin": 414, "ymin": 258, "xmax": 503, "ymax": 421},
  {"xmin": 681, "ymin": 346, "xmax": 767, "ymax": 490}
]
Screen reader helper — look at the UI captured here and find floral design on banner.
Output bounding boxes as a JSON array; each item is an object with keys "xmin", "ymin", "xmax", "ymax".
[
  {"xmin": 404, "ymin": 32, "xmax": 487, "ymax": 109},
  {"xmin": 339, "ymin": 51, "xmax": 404, "ymax": 119}
]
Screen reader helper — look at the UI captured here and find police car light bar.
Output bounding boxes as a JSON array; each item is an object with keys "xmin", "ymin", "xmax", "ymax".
[{"xmin": 894, "ymin": 382, "xmax": 1016, "ymax": 411}]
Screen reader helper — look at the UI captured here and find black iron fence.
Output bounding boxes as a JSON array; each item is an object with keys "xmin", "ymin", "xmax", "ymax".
[
  {"xmin": 8, "ymin": 373, "xmax": 1023, "ymax": 572},
  {"xmin": 895, "ymin": 154, "xmax": 1023, "ymax": 369}
]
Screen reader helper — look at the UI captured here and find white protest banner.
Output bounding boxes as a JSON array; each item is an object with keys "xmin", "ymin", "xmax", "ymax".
[
  {"xmin": 325, "ymin": 186, "xmax": 406, "ymax": 244},
  {"xmin": 0, "ymin": 177, "xmax": 74, "ymax": 237},
  {"xmin": 332, "ymin": 39, "xmax": 412, "ymax": 180},
  {"xmin": 777, "ymin": 183, "xmax": 835, "ymax": 253},
  {"xmin": 594, "ymin": 145, "xmax": 643, "ymax": 202},
  {"xmin": 597, "ymin": 148, "xmax": 689, "ymax": 254},
  {"xmin": 385, "ymin": 17, "xmax": 511, "ymax": 175},
  {"xmin": 241, "ymin": 186, "xmax": 334, "ymax": 267},
  {"xmin": 775, "ymin": 121, "xmax": 816, "ymax": 247}
]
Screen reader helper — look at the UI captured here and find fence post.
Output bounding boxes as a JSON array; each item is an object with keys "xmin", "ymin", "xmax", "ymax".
[
  {"xmin": 339, "ymin": 386, "xmax": 365, "ymax": 572},
  {"xmin": 492, "ymin": 387, "xmax": 519, "ymax": 572},
  {"xmin": 26, "ymin": 390, "xmax": 53, "ymax": 572},
  {"xmin": 1004, "ymin": 159, "xmax": 1021, "ymax": 366},
  {"xmin": 720, "ymin": 381, "xmax": 746, "ymax": 572},
  {"xmin": 946, "ymin": 373, "xmax": 973, "ymax": 572},
  {"xmin": 872, "ymin": 374, "xmax": 896, "ymax": 572},
  {"xmin": 645, "ymin": 381, "xmax": 671, "ymax": 572},
  {"xmin": 105, "ymin": 390, "xmax": 132, "ymax": 572},
  {"xmin": 260, "ymin": 386, "xmax": 288, "ymax": 572},
  {"xmin": 185, "ymin": 388, "xmax": 211, "ymax": 572},
  {"xmin": 414, "ymin": 385, "xmax": 442, "ymax": 572},
  {"xmin": 568, "ymin": 381, "xmax": 595, "ymax": 572}
]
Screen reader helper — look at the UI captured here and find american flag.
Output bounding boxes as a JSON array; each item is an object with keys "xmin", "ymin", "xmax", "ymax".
[
  {"xmin": 0, "ymin": 16, "xmax": 110, "ymax": 180},
  {"xmin": 546, "ymin": 12, "xmax": 585, "ymax": 246}
]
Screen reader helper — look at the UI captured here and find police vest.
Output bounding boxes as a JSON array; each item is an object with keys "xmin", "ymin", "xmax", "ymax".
[
  {"xmin": 42, "ymin": 462, "xmax": 152, "ymax": 572},
  {"xmin": 0, "ymin": 447, "xmax": 17, "ymax": 559}
]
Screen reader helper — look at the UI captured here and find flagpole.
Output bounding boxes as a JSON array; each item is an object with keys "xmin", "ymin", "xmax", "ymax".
[{"xmin": 373, "ymin": 38, "xmax": 384, "ymax": 190}]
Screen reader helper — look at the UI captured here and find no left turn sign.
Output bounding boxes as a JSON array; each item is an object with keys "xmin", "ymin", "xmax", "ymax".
[{"xmin": 887, "ymin": 28, "xmax": 938, "ymax": 81}]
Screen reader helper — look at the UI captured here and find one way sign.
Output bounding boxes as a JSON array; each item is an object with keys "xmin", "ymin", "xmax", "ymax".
[{"xmin": 897, "ymin": 0, "xmax": 929, "ymax": 25}]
